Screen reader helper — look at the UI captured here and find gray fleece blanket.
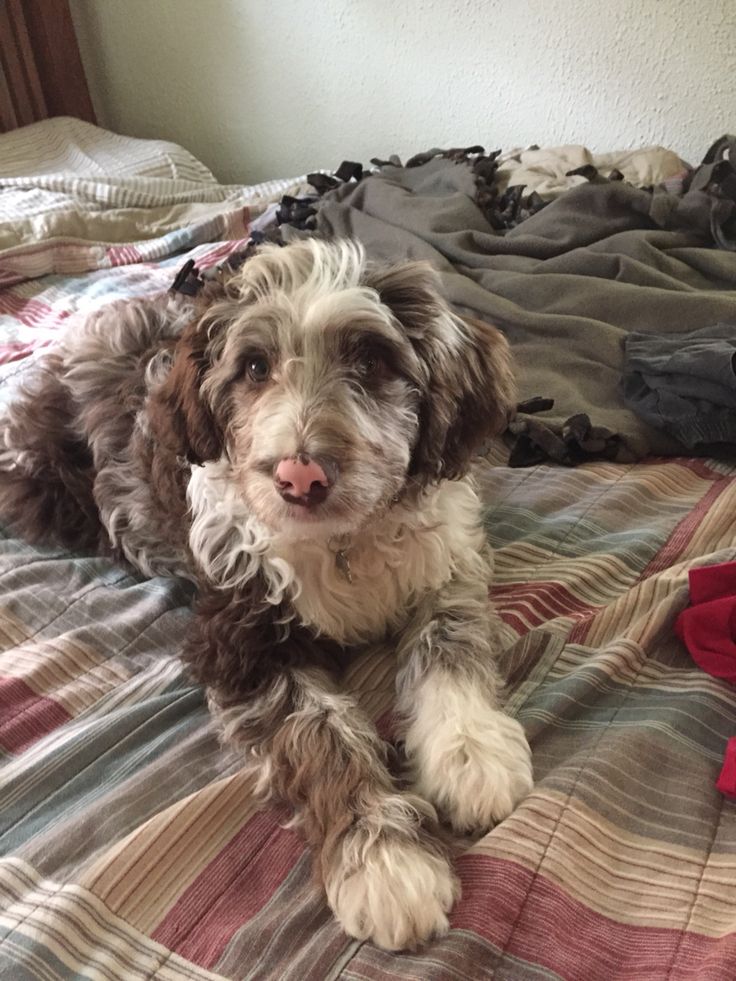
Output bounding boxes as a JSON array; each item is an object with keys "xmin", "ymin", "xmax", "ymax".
[{"xmin": 289, "ymin": 156, "xmax": 736, "ymax": 459}]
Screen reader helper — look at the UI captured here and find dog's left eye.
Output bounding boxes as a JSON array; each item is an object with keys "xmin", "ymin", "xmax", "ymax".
[
  {"xmin": 246, "ymin": 356, "xmax": 270, "ymax": 383},
  {"xmin": 356, "ymin": 353, "xmax": 383, "ymax": 377}
]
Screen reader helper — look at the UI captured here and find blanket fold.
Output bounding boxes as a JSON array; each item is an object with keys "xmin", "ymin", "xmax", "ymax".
[
  {"xmin": 279, "ymin": 137, "xmax": 736, "ymax": 459},
  {"xmin": 0, "ymin": 117, "xmax": 309, "ymax": 286},
  {"xmin": 623, "ymin": 323, "xmax": 736, "ymax": 450}
]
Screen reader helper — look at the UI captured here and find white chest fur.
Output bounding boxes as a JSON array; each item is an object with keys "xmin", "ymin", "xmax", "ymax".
[
  {"xmin": 187, "ymin": 460, "xmax": 487, "ymax": 647},
  {"xmin": 278, "ymin": 481, "xmax": 485, "ymax": 645}
]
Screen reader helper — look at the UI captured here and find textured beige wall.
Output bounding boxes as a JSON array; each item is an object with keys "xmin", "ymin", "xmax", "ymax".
[{"xmin": 70, "ymin": 0, "xmax": 736, "ymax": 184}]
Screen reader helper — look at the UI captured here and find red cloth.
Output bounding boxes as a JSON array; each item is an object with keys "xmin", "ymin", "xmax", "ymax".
[
  {"xmin": 676, "ymin": 578, "xmax": 736, "ymax": 685},
  {"xmin": 717, "ymin": 737, "xmax": 736, "ymax": 798},
  {"xmin": 676, "ymin": 561, "xmax": 736, "ymax": 799}
]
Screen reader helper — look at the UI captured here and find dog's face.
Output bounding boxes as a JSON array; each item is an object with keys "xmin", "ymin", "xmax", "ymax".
[{"xmin": 153, "ymin": 240, "xmax": 515, "ymax": 540}]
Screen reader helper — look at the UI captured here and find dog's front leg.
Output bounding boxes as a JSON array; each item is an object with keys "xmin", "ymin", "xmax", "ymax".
[
  {"xmin": 396, "ymin": 572, "xmax": 533, "ymax": 833},
  {"xmin": 198, "ymin": 610, "xmax": 458, "ymax": 951}
]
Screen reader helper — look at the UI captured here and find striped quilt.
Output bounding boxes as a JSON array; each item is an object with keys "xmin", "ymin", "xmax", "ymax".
[
  {"xmin": 0, "ymin": 116, "xmax": 308, "ymax": 387},
  {"xmin": 2, "ymin": 121, "xmax": 736, "ymax": 980}
]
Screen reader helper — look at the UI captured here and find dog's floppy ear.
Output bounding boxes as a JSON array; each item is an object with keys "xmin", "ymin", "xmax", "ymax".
[
  {"xmin": 149, "ymin": 318, "xmax": 223, "ymax": 465},
  {"xmin": 366, "ymin": 261, "xmax": 516, "ymax": 483}
]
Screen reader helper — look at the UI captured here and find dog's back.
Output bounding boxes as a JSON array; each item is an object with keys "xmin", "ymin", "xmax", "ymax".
[
  {"xmin": 0, "ymin": 350, "xmax": 100, "ymax": 549},
  {"xmin": 0, "ymin": 295, "xmax": 192, "ymax": 565}
]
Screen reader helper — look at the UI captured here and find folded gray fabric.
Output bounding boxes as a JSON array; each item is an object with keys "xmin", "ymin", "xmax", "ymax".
[
  {"xmin": 286, "ymin": 156, "xmax": 736, "ymax": 459},
  {"xmin": 622, "ymin": 323, "xmax": 736, "ymax": 448}
]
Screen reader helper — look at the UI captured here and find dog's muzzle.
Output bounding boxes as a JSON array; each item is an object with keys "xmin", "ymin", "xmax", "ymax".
[{"xmin": 274, "ymin": 454, "xmax": 334, "ymax": 508}]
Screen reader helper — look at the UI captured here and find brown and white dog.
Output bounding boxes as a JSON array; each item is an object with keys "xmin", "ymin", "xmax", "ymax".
[{"xmin": 0, "ymin": 239, "xmax": 532, "ymax": 950}]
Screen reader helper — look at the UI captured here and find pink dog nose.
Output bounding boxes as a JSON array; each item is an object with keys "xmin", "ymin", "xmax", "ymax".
[{"xmin": 274, "ymin": 455, "xmax": 331, "ymax": 506}]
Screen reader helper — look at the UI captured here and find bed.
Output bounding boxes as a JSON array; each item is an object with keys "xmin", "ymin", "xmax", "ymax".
[{"xmin": 2, "ymin": 116, "xmax": 736, "ymax": 981}]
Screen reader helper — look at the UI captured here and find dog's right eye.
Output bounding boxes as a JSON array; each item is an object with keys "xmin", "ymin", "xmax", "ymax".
[{"xmin": 245, "ymin": 356, "xmax": 270, "ymax": 383}]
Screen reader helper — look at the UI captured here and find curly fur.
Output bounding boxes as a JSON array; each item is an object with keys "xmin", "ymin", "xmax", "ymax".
[{"xmin": 0, "ymin": 238, "xmax": 532, "ymax": 950}]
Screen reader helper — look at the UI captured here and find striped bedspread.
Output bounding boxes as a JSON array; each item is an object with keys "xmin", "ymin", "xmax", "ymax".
[
  {"xmin": 0, "ymin": 116, "xmax": 307, "ymax": 388},
  {"xmin": 2, "ymin": 447, "xmax": 735, "ymax": 979}
]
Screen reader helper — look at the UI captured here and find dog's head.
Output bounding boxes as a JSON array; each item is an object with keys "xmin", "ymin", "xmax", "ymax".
[{"xmin": 153, "ymin": 239, "xmax": 515, "ymax": 538}]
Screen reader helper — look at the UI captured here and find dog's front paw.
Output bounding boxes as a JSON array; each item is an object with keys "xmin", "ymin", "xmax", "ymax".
[
  {"xmin": 408, "ymin": 700, "xmax": 533, "ymax": 833},
  {"xmin": 324, "ymin": 818, "xmax": 459, "ymax": 950}
]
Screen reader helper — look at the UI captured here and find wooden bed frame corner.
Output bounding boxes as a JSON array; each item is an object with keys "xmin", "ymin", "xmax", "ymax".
[{"xmin": 0, "ymin": 0, "xmax": 95, "ymax": 134}]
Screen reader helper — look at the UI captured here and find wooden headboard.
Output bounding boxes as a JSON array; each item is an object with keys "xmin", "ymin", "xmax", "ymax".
[{"xmin": 0, "ymin": 0, "xmax": 95, "ymax": 133}]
